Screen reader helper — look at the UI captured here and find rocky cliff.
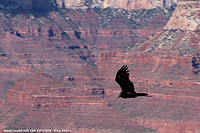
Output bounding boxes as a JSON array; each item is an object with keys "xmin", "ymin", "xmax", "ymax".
[
  {"xmin": 56, "ymin": 0, "xmax": 178, "ymax": 10},
  {"xmin": 165, "ymin": 1, "xmax": 200, "ymax": 31},
  {"xmin": 0, "ymin": 3, "xmax": 171, "ymax": 99},
  {"xmin": 1, "ymin": 73, "xmax": 157, "ymax": 133},
  {"xmin": 0, "ymin": 0, "xmax": 178, "ymax": 12},
  {"xmin": 130, "ymin": 1, "xmax": 200, "ymax": 56},
  {"xmin": 109, "ymin": 2, "xmax": 200, "ymax": 132}
]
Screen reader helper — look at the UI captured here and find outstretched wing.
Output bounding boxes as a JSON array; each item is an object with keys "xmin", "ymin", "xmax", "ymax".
[{"xmin": 115, "ymin": 65, "xmax": 136, "ymax": 94}]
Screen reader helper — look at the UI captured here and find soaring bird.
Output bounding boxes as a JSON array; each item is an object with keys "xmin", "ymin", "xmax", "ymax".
[{"xmin": 115, "ymin": 65, "xmax": 149, "ymax": 98}]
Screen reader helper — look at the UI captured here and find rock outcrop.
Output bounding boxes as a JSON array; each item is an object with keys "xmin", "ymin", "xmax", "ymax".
[
  {"xmin": 85, "ymin": 1, "xmax": 200, "ymax": 132},
  {"xmin": 165, "ymin": 1, "xmax": 200, "ymax": 31},
  {"xmin": 0, "ymin": 0, "xmax": 178, "ymax": 12},
  {"xmin": 1, "ymin": 72, "xmax": 157, "ymax": 133},
  {"xmin": 130, "ymin": 1, "xmax": 200, "ymax": 56},
  {"xmin": 56, "ymin": 0, "xmax": 178, "ymax": 10},
  {"xmin": 0, "ymin": 6, "xmax": 170, "ymax": 87}
]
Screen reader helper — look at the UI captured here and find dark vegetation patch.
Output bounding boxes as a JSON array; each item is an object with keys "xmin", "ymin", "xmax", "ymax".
[
  {"xmin": 69, "ymin": 46, "xmax": 80, "ymax": 50},
  {"xmin": 10, "ymin": 61, "xmax": 20, "ymax": 66},
  {"xmin": 38, "ymin": 27, "xmax": 41, "ymax": 32},
  {"xmin": 61, "ymin": 31, "xmax": 70, "ymax": 39},
  {"xmin": 1, "ymin": 54, "xmax": 7, "ymax": 57},
  {"xmin": 7, "ymin": 80, "xmax": 15, "ymax": 85},
  {"xmin": 48, "ymin": 29, "xmax": 54, "ymax": 37},
  {"xmin": 16, "ymin": 31, "xmax": 23, "ymax": 38},
  {"xmin": 192, "ymin": 54, "xmax": 200, "ymax": 75},
  {"xmin": 74, "ymin": 31, "xmax": 81, "ymax": 39}
]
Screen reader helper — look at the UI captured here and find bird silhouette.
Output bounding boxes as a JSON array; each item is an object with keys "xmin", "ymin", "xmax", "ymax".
[{"xmin": 115, "ymin": 65, "xmax": 149, "ymax": 98}]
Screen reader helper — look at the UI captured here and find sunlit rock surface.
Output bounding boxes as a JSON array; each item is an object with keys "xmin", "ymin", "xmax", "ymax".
[
  {"xmin": 165, "ymin": 1, "xmax": 200, "ymax": 31},
  {"xmin": 56, "ymin": 0, "xmax": 178, "ymax": 10}
]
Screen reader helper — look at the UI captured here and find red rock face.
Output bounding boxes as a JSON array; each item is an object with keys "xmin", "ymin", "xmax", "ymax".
[
  {"xmin": 91, "ymin": 51, "xmax": 200, "ymax": 132},
  {"xmin": 2, "ymin": 73, "xmax": 155, "ymax": 132},
  {"xmin": 0, "ymin": 7, "xmax": 169, "ymax": 82},
  {"xmin": 0, "ymin": 6, "xmax": 171, "ymax": 132}
]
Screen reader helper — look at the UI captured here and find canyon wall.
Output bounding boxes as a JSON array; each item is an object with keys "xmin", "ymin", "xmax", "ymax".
[
  {"xmin": 57, "ymin": 0, "xmax": 179, "ymax": 9},
  {"xmin": 0, "ymin": 0, "xmax": 178, "ymax": 11},
  {"xmin": 3, "ymin": 50, "xmax": 200, "ymax": 132},
  {"xmin": 2, "ymin": 72, "xmax": 156, "ymax": 133},
  {"xmin": 165, "ymin": 1, "xmax": 200, "ymax": 31},
  {"xmin": 0, "ymin": 4, "xmax": 171, "ymax": 99}
]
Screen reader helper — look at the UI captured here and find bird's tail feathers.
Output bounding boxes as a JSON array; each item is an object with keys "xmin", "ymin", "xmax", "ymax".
[{"xmin": 138, "ymin": 93, "xmax": 151, "ymax": 97}]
